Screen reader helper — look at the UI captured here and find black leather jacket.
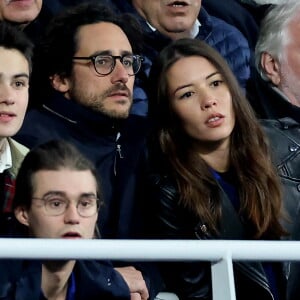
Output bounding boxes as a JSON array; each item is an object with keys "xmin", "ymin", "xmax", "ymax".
[
  {"xmin": 261, "ymin": 118, "xmax": 300, "ymax": 239},
  {"xmin": 261, "ymin": 118, "xmax": 300, "ymax": 300},
  {"xmin": 147, "ymin": 118, "xmax": 300, "ymax": 300}
]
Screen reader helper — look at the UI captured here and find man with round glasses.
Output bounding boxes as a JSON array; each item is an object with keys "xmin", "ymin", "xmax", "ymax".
[
  {"xmin": 72, "ymin": 54, "xmax": 143, "ymax": 77},
  {"xmin": 0, "ymin": 139, "xmax": 130, "ymax": 299},
  {"xmin": 32, "ymin": 192, "xmax": 100, "ymax": 218},
  {"xmin": 15, "ymin": 2, "xmax": 162, "ymax": 300}
]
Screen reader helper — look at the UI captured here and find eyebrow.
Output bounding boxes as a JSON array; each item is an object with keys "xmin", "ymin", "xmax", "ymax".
[
  {"xmin": 14, "ymin": 73, "xmax": 29, "ymax": 80},
  {"xmin": 90, "ymin": 50, "xmax": 133, "ymax": 57},
  {"xmin": 79, "ymin": 192, "xmax": 97, "ymax": 198},
  {"xmin": 172, "ymin": 71, "xmax": 221, "ymax": 95},
  {"xmin": 42, "ymin": 191, "xmax": 65, "ymax": 197},
  {"xmin": 0, "ymin": 73, "xmax": 29, "ymax": 80},
  {"xmin": 42, "ymin": 191, "xmax": 97, "ymax": 198}
]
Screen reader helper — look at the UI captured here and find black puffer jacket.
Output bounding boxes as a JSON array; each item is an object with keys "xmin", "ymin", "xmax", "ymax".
[{"xmin": 147, "ymin": 118, "xmax": 300, "ymax": 300}]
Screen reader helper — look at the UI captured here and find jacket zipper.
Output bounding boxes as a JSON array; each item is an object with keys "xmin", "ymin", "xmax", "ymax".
[{"xmin": 114, "ymin": 132, "xmax": 123, "ymax": 176}]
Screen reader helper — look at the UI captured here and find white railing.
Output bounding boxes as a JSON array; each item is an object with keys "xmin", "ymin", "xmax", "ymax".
[{"xmin": 1, "ymin": 239, "xmax": 300, "ymax": 300}]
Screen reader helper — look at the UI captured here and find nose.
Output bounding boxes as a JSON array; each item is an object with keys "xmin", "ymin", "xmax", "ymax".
[
  {"xmin": 110, "ymin": 60, "xmax": 129, "ymax": 84},
  {"xmin": 200, "ymin": 91, "xmax": 217, "ymax": 111},
  {"xmin": 0, "ymin": 84, "xmax": 15, "ymax": 105},
  {"xmin": 64, "ymin": 204, "xmax": 80, "ymax": 224}
]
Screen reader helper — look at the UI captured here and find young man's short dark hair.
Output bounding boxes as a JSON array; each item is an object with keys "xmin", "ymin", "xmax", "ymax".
[{"xmin": 0, "ymin": 21, "xmax": 33, "ymax": 72}]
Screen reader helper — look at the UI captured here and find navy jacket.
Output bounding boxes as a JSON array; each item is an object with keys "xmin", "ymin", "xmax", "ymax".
[
  {"xmin": 202, "ymin": 0, "xmax": 259, "ymax": 50},
  {"xmin": 16, "ymin": 92, "xmax": 148, "ymax": 239},
  {"xmin": 111, "ymin": 0, "xmax": 251, "ymax": 116},
  {"xmin": 14, "ymin": 92, "xmax": 163, "ymax": 299},
  {"xmin": 0, "ymin": 260, "xmax": 130, "ymax": 300}
]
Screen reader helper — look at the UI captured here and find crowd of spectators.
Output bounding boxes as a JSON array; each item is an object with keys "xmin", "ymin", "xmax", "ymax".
[{"xmin": 0, "ymin": 0, "xmax": 300, "ymax": 299}]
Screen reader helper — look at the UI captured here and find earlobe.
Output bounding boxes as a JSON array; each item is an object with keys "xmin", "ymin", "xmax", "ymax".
[
  {"xmin": 50, "ymin": 74, "xmax": 70, "ymax": 94},
  {"xmin": 260, "ymin": 52, "xmax": 281, "ymax": 86},
  {"xmin": 14, "ymin": 206, "xmax": 30, "ymax": 227}
]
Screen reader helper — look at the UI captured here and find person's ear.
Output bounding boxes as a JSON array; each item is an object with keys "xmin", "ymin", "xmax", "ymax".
[
  {"xmin": 260, "ymin": 52, "xmax": 281, "ymax": 86},
  {"xmin": 14, "ymin": 206, "xmax": 30, "ymax": 227},
  {"xmin": 50, "ymin": 74, "xmax": 71, "ymax": 94}
]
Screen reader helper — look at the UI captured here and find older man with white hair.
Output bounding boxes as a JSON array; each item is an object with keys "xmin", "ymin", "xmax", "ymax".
[{"xmin": 247, "ymin": 1, "xmax": 300, "ymax": 121}]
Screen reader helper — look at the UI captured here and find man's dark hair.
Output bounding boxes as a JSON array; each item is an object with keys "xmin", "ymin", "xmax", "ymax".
[
  {"xmin": 32, "ymin": 1, "xmax": 142, "ymax": 101},
  {"xmin": 0, "ymin": 21, "xmax": 33, "ymax": 72}
]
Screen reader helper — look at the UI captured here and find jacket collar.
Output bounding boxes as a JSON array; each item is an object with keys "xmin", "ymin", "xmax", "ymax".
[
  {"xmin": 256, "ymin": 75, "xmax": 300, "ymax": 121},
  {"xmin": 7, "ymin": 138, "xmax": 28, "ymax": 178},
  {"xmin": 270, "ymin": 84, "xmax": 300, "ymax": 120},
  {"xmin": 43, "ymin": 91, "xmax": 124, "ymax": 135},
  {"xmin": 197, "ymin": 6, "xmax": 213, "ymax": 40}
]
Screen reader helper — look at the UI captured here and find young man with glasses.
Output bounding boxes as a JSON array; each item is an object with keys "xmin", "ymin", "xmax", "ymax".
[
  {"xmin": 15, "ymin": 3, "xmax": 162, "ymax": 300},
  {"xmin": 0, "ymin": 139, "xmax": 130, "ymax": 299}
]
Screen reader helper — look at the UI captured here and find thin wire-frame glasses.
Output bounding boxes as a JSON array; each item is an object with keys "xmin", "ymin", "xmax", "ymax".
[
  {"xmin": 73, "ymin": 54, "xmax": 144, "ymax": 76},
  {"xmin": 32, "ymin": 194, "xmax": 100, "ymax": 217}
]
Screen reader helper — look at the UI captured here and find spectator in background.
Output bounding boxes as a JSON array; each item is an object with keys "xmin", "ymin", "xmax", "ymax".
[
  {"xmin": 237, "ymin": 0, "xmax": 272, "ymax": 25},
  {"xmin": 0, "ymin": 0, "xmax": 75, "ymax": 45},
  {"xmin": 0, "ymin": 0, "xmax": 42, "ymax": 28},
  {"xmin": 0, "ymin": 0, "xmax": 56, "ymax": 45},
  {"xmin": 248, "ymin": 1, "xmax": 300, "ymax": 121},
  {"xmin": 146, "ymin": 38, "xmax": 300, "ymax": 300},
  {"xmin": 202, "ymin": 0, "xmax": 259, "ymax": 51},
  {"xmin": 15, "ymin": 3, "xmax": 162, "ymax": 299},
  {"xmin": 0, "ymin": 21, "xmax": 32, "ymax": 236},
  {"xmin": 0, "ymin": 140, "xmax": 130, "ymax": 300},
  {"xmin": 111, "ymin": 0, "xmax": 251, "ymax": 116}
]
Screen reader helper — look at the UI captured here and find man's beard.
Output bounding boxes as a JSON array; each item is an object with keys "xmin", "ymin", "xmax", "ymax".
[{"xmin": 69, "ymin": 83, "xmax": 133, "ymax": 119}]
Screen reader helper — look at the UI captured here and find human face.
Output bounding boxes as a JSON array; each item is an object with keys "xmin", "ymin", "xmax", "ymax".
[
  {"xmin": 0, "ymin": 0, "xmax": 42, "ymax": 26},
  {"xmin": 167, "ymin": 56, "xmax": 235, "ymax": 148},
  {"xmin": 132, "ymin": 0, "xmax": 201, "ymax": 40},
  {"xmin": 277, "ymin": 19, "xmax": 300, "ymax": 107},
  {"xmin": 0, "ymin": 47, "xmax": 29, "ymax": 140},
  {"xmin": 66, "ymin": 22, "xmax": 134, "ymax": 119},
  {"xmin": 17, "ymin": 169, "xmax": 98, "ymax": 239}
]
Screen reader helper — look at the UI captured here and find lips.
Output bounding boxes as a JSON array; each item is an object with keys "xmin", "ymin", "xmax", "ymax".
[
  {"xmin": 205, "ymin": 113, "xmax": 225, "ymax": 128},
  {"xmin": 207, "ymin": 116, "xmax": 222, "ymax": 123},
  {"xmin": 62, "ymin": 232, "xmax": 82, "ymax": 238},
  {"xmin": 105, "ymin": 83, "xmax": 131, "ymax": 100},
  {"xmin": 165, "ymin": 1, "xmax": 190, "ymax": 15},
  {"xmin": 6, "ymin": 0, "xmax": 32, "ymax": 3},
  {"xmin": 167, "ymin": 1, "xmax": 189, "ymax": 6},
  {"xmin": 108, "ymin": 90, "xmax": 129, "ymax": 98},
  {"xmin": 0, "ymin": 112, "xmax": 15, "ymax": 117},
  {"xmin": 5, "ymin": 0, "xmax": 33, "ymax": 5},
  {"xmin": 0, "ymin": 112, "xmax": 16, "ymax": 122}
]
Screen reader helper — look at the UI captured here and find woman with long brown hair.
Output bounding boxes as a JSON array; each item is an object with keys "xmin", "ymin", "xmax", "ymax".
[{"xmin": 146, "ymin": 38, "xmax": 293, "ymax": 300}]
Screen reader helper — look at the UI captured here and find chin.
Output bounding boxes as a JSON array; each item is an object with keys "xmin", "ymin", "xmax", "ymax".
[{"xmin": 106, "ymin": 108, "xmax": 130, "ymax": 119}]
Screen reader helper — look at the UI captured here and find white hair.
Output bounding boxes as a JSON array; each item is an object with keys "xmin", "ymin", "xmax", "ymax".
[{"xmin": 255, "ymin": 0, "xmax": 300, "ymax": 80}]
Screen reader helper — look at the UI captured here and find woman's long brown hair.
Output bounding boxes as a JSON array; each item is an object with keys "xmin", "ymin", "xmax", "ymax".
[{"xmin": 148, "ymin": 38, "xmax": 285, "ymax": 239}]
